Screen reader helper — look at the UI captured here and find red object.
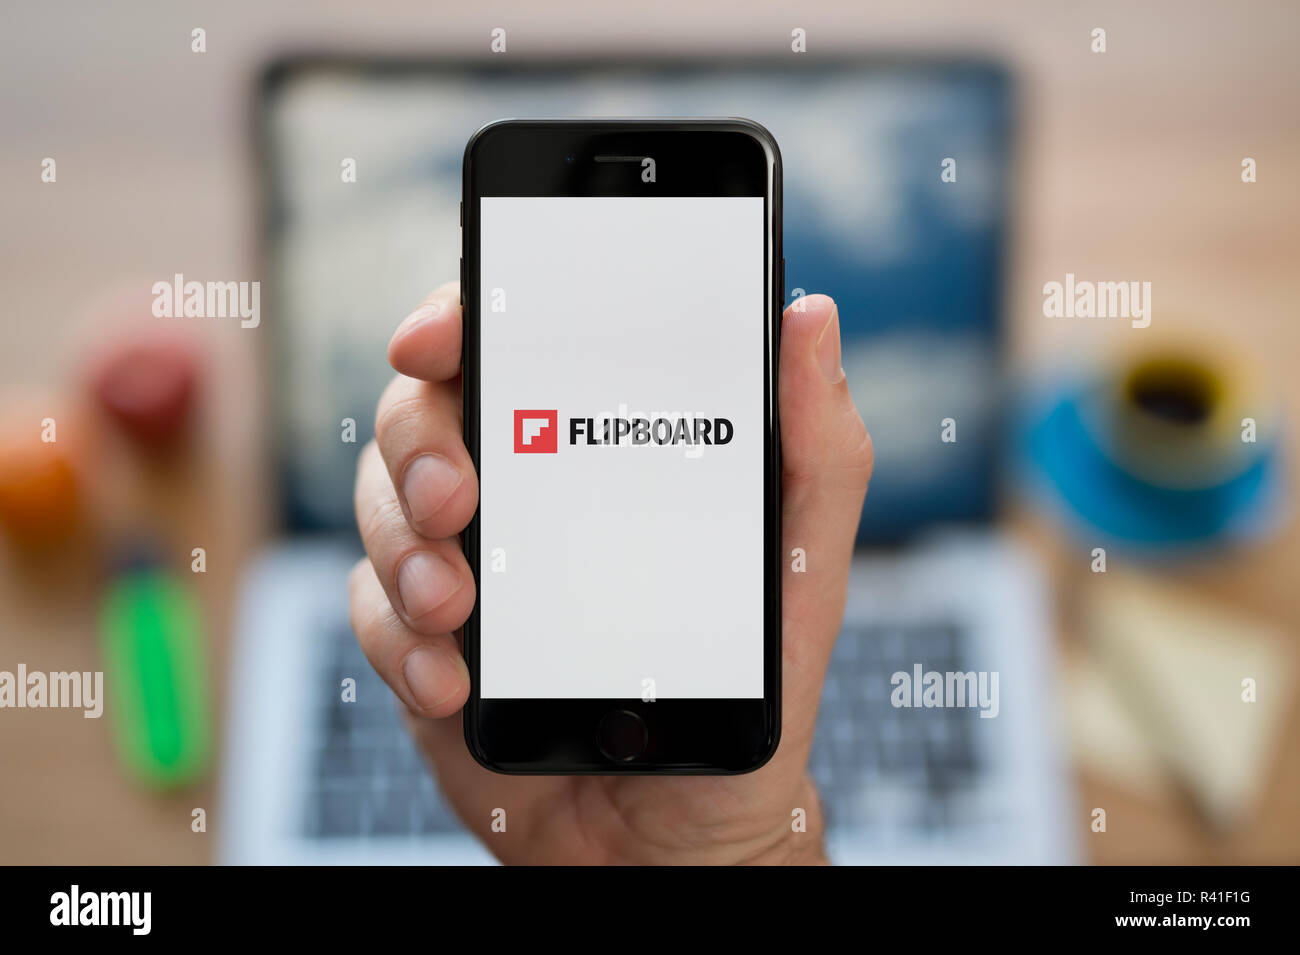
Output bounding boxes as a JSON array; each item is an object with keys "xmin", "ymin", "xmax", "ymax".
[
  {"xmin": 90, "ymin": 341, "xmax": 198, "ymax": 446},
  {"xmin": 513, "ymin": 409, "xmax": 558, "ymax": 453}
]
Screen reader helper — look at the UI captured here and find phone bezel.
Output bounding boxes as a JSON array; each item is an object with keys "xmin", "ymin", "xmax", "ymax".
[{"xmin": 461, "ymin": 119, "xmax": 783, "ymax": 774}]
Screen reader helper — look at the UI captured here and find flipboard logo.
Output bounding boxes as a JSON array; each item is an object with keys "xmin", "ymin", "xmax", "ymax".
[{"xmin": 514, "ymin": 409, "xmax": 558, "ymax": 453}]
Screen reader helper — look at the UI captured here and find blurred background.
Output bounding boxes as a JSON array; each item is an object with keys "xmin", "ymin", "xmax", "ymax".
[{"xmin": 1, "ymin": 0, "xmax": 1297, "ymax": 864}]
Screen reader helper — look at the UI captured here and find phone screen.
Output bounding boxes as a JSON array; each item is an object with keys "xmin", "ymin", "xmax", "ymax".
[{"xmin": 478, "ymin": 195, "xmax": 766, "ymax": 700}]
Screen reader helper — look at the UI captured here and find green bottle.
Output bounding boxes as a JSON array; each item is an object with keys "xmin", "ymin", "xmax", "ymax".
[{"xmin": 100, "ymin": 560, "xmax": 210, "ymax": 787}]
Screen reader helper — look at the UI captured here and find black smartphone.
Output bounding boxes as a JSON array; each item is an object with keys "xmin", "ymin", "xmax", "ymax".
[{"xmin": 460, "ymin": 118, "xmax": 782, "ymax": 773}]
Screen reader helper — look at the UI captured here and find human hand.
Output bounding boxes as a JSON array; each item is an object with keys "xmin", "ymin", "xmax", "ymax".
[{"xmin": 349, "ymin": 281, "xmax": 872, "ymax": 864}]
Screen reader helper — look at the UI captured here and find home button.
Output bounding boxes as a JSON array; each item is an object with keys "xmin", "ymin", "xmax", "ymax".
[{"xmin": 596, "ymin": 709, "xmax": 648, "ymax": 762}]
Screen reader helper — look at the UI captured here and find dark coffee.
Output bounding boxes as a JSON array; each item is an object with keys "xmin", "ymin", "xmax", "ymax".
[{"xmin": 1128, "ymin": 363, "xmax": 1216, "ymax": 425}]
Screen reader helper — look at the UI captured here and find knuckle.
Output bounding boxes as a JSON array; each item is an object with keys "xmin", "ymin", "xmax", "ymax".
[
  {"xmin": 373, "ymin": 378, "xmax": 425, "ymax": 447},
  {"xmin": 358, "ymin": 494, "xmax": 405, "ymax": 554},
  {"xmin": 843, "ymin": 418, "xmax": 874, "ymax": 477},
  {"xmin": 347, "ymin": 563, "xmax": 378, "ymax": 641}
]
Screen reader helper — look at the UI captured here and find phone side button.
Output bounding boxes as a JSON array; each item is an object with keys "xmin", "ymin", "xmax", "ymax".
[
  {"xmin": 596, "ymin": 709, "xmax": 648, "ymax": 762},
  {"xmin": 459, "ymin": 257, "xmax": 465, "ymax": 308}
]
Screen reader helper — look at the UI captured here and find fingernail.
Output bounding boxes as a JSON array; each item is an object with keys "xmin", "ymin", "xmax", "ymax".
[
  {"xmin": 403, "ymin": 645, "xmax": 460, "ymax": 711},
  {"xmin": 396, "ymin": 551, "xmax": 462, "ymax": 621},
  {"xmin": 394, "ymin": 300, "xmax": 443, "ymax": 339},
  {"xmin": 816, "ymin": 304, "xmax": 845, "ymax": 383},
  {"xmin": 403, "ymin": 453, "xmax": 463, "ymax": 523}
]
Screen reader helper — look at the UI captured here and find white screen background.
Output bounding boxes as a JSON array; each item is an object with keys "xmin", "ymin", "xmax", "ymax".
[{"xmin": 479, "ymin": 196, "xmax": 765, "ymax": 698}]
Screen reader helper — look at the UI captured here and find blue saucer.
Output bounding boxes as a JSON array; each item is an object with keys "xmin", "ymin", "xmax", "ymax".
[{"xmin": 1022, "ymin": 386, "xmax": 1284, "ymax": 554}]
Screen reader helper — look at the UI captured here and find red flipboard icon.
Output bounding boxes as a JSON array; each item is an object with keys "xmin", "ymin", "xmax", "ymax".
[{"xmin": 514, "ymin": 409, "xmax": 558, "ymax": 453}]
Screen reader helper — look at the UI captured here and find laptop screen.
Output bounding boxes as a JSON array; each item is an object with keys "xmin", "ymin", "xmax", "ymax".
[{"xmin": 258, "ymin": 58, "xmax": 1011, "ymax": 541}]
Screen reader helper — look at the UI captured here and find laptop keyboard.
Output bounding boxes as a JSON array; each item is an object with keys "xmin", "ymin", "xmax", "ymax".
[
  {"xmin": 809, "ymin": 619, "xmax": 984, "ymax": 834},
  {"xmin": 304, "ymin": 617, "xmax": 984, "ymax": 839},
  {"xmin": 304, "ymin": 625, "xmax": 462, "ymax": 837}
]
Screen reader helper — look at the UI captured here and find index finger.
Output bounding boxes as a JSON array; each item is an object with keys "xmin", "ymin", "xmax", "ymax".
[{"xmin": 387, "ymin": 281, "xmax": 463, "ymax": 382}]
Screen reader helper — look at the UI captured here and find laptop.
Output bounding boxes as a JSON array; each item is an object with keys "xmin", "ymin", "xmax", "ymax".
[{"xmin": 220, "ymin": 56, "xmax": 1077, "ymax": 865}]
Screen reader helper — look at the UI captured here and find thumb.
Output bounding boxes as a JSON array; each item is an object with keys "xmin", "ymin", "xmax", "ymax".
[{"xmin": 776, "ymin": 293, "xmax": 873, "ymax": 765}]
